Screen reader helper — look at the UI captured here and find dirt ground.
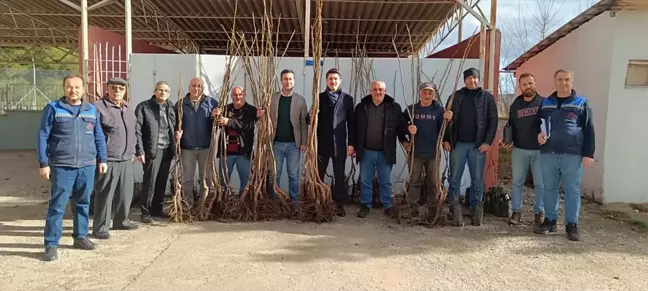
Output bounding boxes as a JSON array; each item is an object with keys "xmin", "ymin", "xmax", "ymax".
[{"xmin": 1, "ymin": 151, "xmax": 647, "ymax": 291}]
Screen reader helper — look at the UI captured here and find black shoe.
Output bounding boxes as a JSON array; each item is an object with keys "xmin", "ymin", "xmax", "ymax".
[
  {"xmin": 43, "ymin": 246, "xmax": 58, "ymax": 261},
  {"xmin": 73, "ymin": 237, "xmax": 97, "ymax": 250},
  {"xmin": 566, "ymin": 222, "xmax": 581, "ymax": 241},
  {"xmin": 357, "ymin": 205, "xmax": 370, "ymax": 218},
  {"xmin": 335, "ymin": 205, "xmax": 346, "ymax": 217},
  {"xmin": 153, "ymin": 212, "xmax": 170, "ymax": 219},
  {"xmin": 141, "ymin": 214, "xmax": 154, "ymax": 224},
  {"xmin": 92, "ymin": 232, "xmax": 111, "ymax": 240},
  {"xmin": 384, "ymin": 207, "xmax": 395, "ymax": 218},
  {"xmin": 113, "ymin": 222, "xmax": 139, "ymax": 230},
  {"xmin": 472, "ymin": 203, "xmax": 484, "ymax": 226},
  {"xmin": 534, "ymin": 218, "xmax": 558, "ymax": 234},
  {"xmin": 452, "ymin": 197, "xmax": 463, "ymax": 226}
]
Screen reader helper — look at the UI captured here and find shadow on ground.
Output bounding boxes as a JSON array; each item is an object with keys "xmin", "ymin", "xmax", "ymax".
[{"xmin": 183, "ymin": 204, "xmax": 648, "ymax": 264}]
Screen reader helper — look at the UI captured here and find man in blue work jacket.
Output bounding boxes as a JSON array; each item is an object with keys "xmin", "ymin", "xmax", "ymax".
[
  {"xmin": 535, "ymin": 69, "xmax": 596, "ymax": 241},
  {"xmin": 175, "ymin": 77, "xmax": 219, "ymax": 209},
  {"xmin": 37, "ymin": 74, "xmax": 108, "ymax": 261}
]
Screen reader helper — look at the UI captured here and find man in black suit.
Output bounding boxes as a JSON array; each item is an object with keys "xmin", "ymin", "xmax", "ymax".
[{"xmin": 309, "ymin": 68, "xmax": 356, "ymax": 217}]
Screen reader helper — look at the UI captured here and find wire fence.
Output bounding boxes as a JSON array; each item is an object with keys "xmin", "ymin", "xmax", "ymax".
[{"xmin": 0, "ymin": 68, "xmax": 69, "ymax": 114}]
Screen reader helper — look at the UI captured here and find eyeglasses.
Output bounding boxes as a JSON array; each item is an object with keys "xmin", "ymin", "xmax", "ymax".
[{"xmin": 110, "ymin": 85, "xmax": 126, "ymax": 91}]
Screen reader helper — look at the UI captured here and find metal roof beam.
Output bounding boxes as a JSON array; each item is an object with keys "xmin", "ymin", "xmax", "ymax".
[
  {"xmin": 418, "ymin": 0, "xmax": 481, "ymax": 56},
  {"xmin": 14, "ymin": 13, "xmax": 443, "ymax": 22},
  {"xmin": 131, "ymin": 0, "xmax": 200, "ymax": 53},
  {"xmin": 454, "ymin": 0, "xmax": 492, "ymax": 29}
]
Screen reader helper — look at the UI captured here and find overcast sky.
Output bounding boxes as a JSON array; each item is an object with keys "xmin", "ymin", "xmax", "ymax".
[{"xmin": 435, "ymin": 0, "xmax": 598, "ymax": 68}]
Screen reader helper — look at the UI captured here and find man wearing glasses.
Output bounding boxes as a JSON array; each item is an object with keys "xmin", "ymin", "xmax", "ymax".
[{"xmin": 92, "ymin": 77, "xmax": 139, "ymax": 239}]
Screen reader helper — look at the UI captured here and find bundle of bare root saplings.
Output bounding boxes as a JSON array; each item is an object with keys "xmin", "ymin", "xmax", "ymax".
[{"xmin": 299, "ymin": 0, "xmax": 336, "ymax": 223}]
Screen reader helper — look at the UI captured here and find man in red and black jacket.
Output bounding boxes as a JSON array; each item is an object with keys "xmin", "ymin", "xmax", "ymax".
[{"xmin": 215, "ymin": 86, "xmax": 259, "ymax": 196}]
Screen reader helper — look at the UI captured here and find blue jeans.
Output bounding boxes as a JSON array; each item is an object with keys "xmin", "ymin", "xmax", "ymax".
[
  {"xmin": 360, "ymin": 150, "xmax": 394, "ymax": 209},
  {"xmin": 220, "ymin": 155, "xmax": 251, "ymax": 196},
  {"xmin": 44, "ymin": 165, "xmax": 96, "ymax": 247},
  {"xmin": 540, "ymin": 153, "xmax": 583, "ymax": 224},
  {"xmin": 511, "ymin": 147, "xmax": 544, "ymax": 214},
  {"xmin": 272, "ymin": 141, "xmax": 301, "ymax": 201},
  {"xmin": 448, "ymin": 142, "xmax": 486, "ymax": 208}
]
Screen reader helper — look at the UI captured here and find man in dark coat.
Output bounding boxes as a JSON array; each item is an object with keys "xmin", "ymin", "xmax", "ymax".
[
  {"xmin": 93, "ymin": 77, "xmax": 139, "ymax": 239},
  {"xmin": 443, "ymin": 68, "xmax": 498, "ymax": 227},
  {"xmin": 309, "ymin": 68, "xmax": 355, "ymax": 217},
  {"xmin": 135, "ymin": 81, "xmax": 177, "ymax": 223},
  {"xmin": 354, "ymin": 80, "xmax": 409, "ymax": 218}
]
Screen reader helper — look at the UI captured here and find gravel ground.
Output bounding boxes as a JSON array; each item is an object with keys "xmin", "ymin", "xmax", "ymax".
[{"xmin": 1, "ymin": 151, "xmax": 647, "ymax": 291}]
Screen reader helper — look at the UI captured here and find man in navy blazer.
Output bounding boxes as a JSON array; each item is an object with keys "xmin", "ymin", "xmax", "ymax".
[{"xmin": 309, "ymin": 68, "xmax": 355, "ymax": 217}]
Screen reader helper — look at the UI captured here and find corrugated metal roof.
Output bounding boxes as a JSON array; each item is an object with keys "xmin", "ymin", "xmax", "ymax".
[
  {"xmin": 0, "ymin": 0, "xmax": 461, "ymax": 57},
  {"xmin": 503, "ymin": 0, "xmax": 648, "ymax": 71}
]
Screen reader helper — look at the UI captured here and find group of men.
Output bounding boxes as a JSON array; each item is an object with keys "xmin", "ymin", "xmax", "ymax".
[{"xmin": 36, "ymin": 66, "xmax": 594, "ymax": 262}]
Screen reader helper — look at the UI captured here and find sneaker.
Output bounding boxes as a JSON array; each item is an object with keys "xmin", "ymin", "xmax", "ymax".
[
  {"xmin": 566, "ymin": 222, "xmax": 581, "ymax": 241},
  {"xmin": 472, "ymin": 203, "xmax": 484, "ymax": 226},
  {"xmin": 357, "ymin": 204, "xmax": 370, "ymax": 218},
  {"xmin": 534, "ymin": 218, "xmax": 558, "ymax": 234},
  {"xmin": 141, "ymin": 214, "xmax": 154, "ymax": 224},
  {"xmin": 92, "ymin": 232, "xmax": 111, "ymax": 240},
  {"xmin": 335, "ymin": 205, "xmax": 346, "ymax": 217},
  {"xmin": 534, "ymin": 212, "xmax": 545, "ymax": 225},
  {"xmin": 73, "ymin": 237, "xmax": 97, "ymax": 250},
  {"xmin": 383, "ymin": 207, "xmax": 395, "ymax": 218},
  {"xmin": 43, "ymin": 246, "xmax": 58, "ymax": 261},
  {"xmin": 508, "ymin": 212, "xmax": 522, "ymax": 226}
]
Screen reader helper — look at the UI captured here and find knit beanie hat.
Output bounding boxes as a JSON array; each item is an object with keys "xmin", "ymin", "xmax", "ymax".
[{"xmin": 463, "ymin": 68, "xmax": 480, "ymax": 80}]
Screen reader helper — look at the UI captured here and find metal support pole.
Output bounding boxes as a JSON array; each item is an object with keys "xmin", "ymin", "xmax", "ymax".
[
  {"xmin": 125, "ymin": 0, "xmax": 132, "ymax": 82},
  {"xmin": 457, "ymin": 7, "xmax": 463, "ymax": 43},
  {"xmin": 81, "ymin": 0, "xmax": 89, "ymax": 90},
  {"xmin": 488, "ymin": 0, "xmax": 497, "ymax": 92},
  {"xmin": 304, "ymin": 0, "xmax": 311, "ymax": 58}
]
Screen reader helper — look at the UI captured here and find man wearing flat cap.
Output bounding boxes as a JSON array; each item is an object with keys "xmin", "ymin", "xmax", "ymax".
[
  {"xmin": 92, "ymin": 77, "xmax": 139, "ymax": 239},
  {"xmin": 403, "ymin": 81, "xmax": 452, "ymax": 222},
  {"xmin": 443, "ymin": 68, "xmax": 498, "ymax": 227}
]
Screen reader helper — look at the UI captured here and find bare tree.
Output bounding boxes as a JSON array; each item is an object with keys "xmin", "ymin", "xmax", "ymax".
[{"xmin": 497, "ymin": 0, "xmax": 567, "ymax": 117}]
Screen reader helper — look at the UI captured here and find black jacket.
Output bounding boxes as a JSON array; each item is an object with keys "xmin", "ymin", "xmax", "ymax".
[
  {"xmin": 217, "ymin": 102, "xmax": 257, "ymax": 159},
  {"xmin": 354, "ymin": 94, "xmax": 409, "ymax": 165},
  {"xmin": 308, "ymin": 90, "xmax": 355, "ymax": 158},
  {"xmin": 135, "ymin": 96, "xmax": 177, "ymax": 159},
  {"xmin": 443, "ymin": 87, "xmax": 498, "ymax": 147}
]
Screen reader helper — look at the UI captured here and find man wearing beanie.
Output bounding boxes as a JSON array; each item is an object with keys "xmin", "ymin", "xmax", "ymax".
[{"xmin": 443, "ymin": 68, "xmax": 498, "ymax": 227}]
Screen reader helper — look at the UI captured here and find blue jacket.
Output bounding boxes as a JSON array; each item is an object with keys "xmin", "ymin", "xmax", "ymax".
[
  {"xmin": 176, "ymin": 94, "xmax": 219, "ymax": 149},
  {"xmin": 538, "ymin": 90, "xmax": 595, "ymax": 157},
  {"xmin": 37, "ymin": 97, "xmax": 108, "ymax": 168}
]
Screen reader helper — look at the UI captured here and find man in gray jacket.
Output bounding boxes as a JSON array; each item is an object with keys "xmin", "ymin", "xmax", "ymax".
[
  {"xmin": 93, "ymin": 77, "xmax": 139, "ymax": 239},
  {"xmin": 270, "ymin": 69, "xmax": 308, "ymax": 203}
]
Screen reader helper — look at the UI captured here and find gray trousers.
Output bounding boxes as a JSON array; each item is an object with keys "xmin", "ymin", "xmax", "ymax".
[
  {"xmin": 181, "ymin": 149, "xmax": 210, "ymax": 206},
  {"xmin": 408, "ymin": 156, "xmax": 438, "ymax": 208},
  {"xmin": 93, "ymin": 160, "xmax": 134, "ymax": 233}
]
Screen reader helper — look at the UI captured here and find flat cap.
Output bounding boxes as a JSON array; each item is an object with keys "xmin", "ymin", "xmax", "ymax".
[
  {"xmin": 418, "ymin": 81, "xmax": 437, "ymax": 92},
  {"xmin": 106, "ymin": 77, "xmax": 128, "ymax": 86}
]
